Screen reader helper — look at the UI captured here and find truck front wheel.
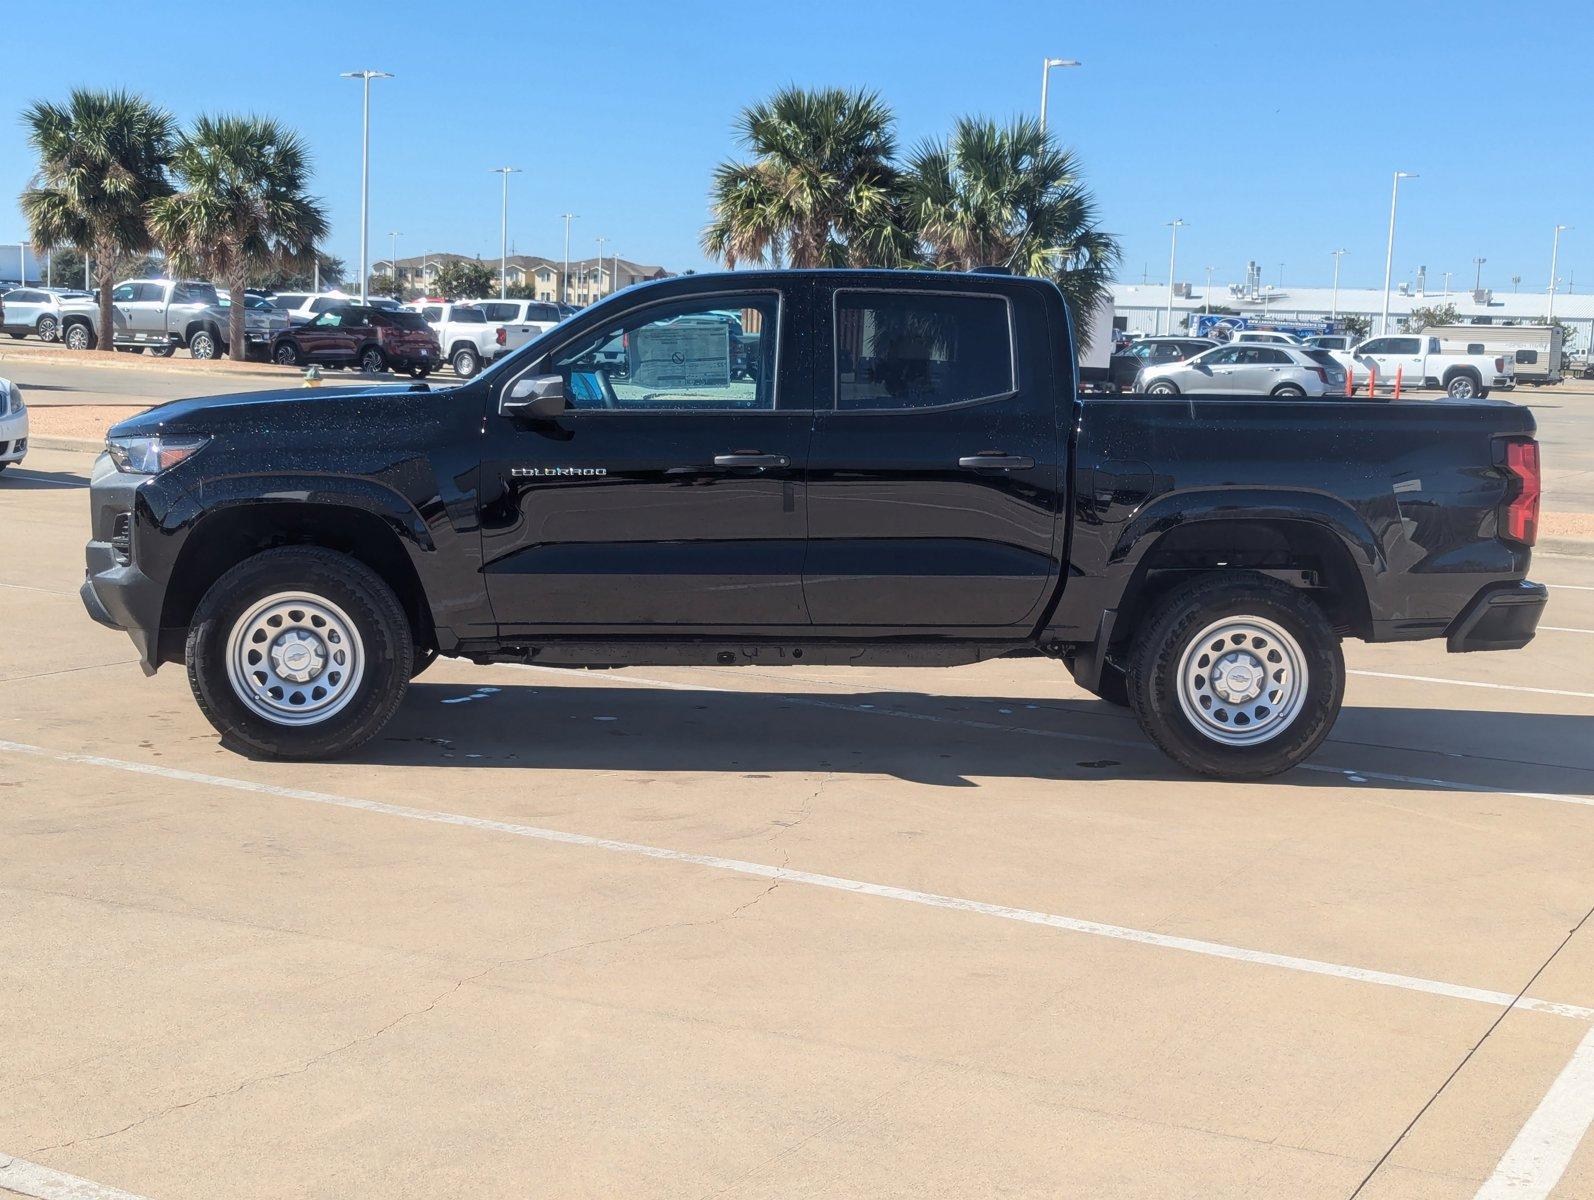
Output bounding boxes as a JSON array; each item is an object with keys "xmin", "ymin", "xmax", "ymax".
[
  {"xmin": 1126, "ymin": 574, "xmax": 1343, "ymax": 779},
  {"xmin": 185, "ymin": 547, "xmax": 413, "ymax": 759}
]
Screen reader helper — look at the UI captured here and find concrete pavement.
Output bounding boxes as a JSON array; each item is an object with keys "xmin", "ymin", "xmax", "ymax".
[{"xmin": 4, "ymin": 447, "xmax": 1594, "ymax": 1198}]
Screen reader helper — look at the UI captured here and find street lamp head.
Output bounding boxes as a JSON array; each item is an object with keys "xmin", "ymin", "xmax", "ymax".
[
  {"xmin": 1045, "ymin": 57, "xmax": 1081, "ymax": 67},
  {"xmin": 491, "ymin": 166, "xmax": 522, "ymax": 175},
  {"xmin": 1166, "ymin": 218, "xmax": 1187, "ymax": 228},
  {"xmin": 1395, "ymin": 170, "xmax": 1417, "ymax": 180},
  {"xmin": 340, "ymin": 70, "xmax": 394, "ymax": 80}
]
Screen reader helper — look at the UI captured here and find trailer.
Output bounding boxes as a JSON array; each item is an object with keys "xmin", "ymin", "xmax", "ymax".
[
  {"xmin": 1426, "ymin": 324, "xmax": 1563, "ymax": 385},
  {"xmin": 1077, "ymin": 297, "xmax": 1115, "ymax": 390}
]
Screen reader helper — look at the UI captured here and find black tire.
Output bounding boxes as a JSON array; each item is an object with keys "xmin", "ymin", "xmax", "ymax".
[
  {"xmin": 359, "ymin": 345, "xmax": 387, "ymax": 373},
  {"xmin": 451, "ymin": 346, "xmax": 481, "ymax": 378},
  {"xmin": 273, "ymin": 341, "xmax": 301, "ymax": 367},
  {"xmin": 1271, "ymin": 383, "xmax": 1306, "ymax": 397},
  {"xmin": 36, "ymin": 315, "xmax": 59, "ymax": 342},
  {"xmin": 1126, "ymin": 573, "xmax": 1344, "ymax": 780},
  {"xmin": 148, "ymin": 344, "xmax": 175, "ymax": 358},
  {"xmin": 1145, "ymin": 380, "xmax": 1180, "ymax": 395},
  {"xmin": 1445, "ymin": 372, "xmax": 1480, "ymax": 399},
  {"xmin": 405, "ymin": 364, "xmax": 431, "ymax": 379},
  {"xmin": 188, "ymin": 328, "xmax": 221, "ymax": 360},
  {"xmin": 185, "ymin": 547, "xmax": 413, "ymax": 759},
  {"xmin": 63, "ymin": 322, "xmax": 96, "ymax": 351},
  {"xmin": 7, "ymin": 331, "xmax": 23, "ymax": 339}
]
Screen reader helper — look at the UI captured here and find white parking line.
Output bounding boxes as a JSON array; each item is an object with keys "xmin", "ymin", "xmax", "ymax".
[
  {"xmin": 0, "ymin": 1154, "xmax": 151, "ymax": 1200},
  {"xmin": 1542, "ymin": 626, "xmax": 1594, "ymax": 636},
  {"xmin": 1474, "ymin": 1025, "xmax": 1594, "ymax": 1199},
  {"xmin": 506, "ymin": 665, "xmax": 1594, "ymax": 810},
  {"xmin": 1348, "ymin": 670, "xmax": 1594, "ymax": 701},
  {"xmin": 2, "ymin": 737, "xmax": 1591, "ymax": 1023},
  {"xmin": 1547, "ymin": 583, "xmax": 1594, "ymax": 592}
]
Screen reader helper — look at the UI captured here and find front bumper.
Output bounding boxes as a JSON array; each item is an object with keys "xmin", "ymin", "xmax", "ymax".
[
  {"xmin": 81, "ymin": 540, "xmax": 164, "ymax": 674},
  {"xmin": 0, "ymin": 408, "xmax": 27, "ymax": 461},
  {"xmin": 1446, "ymin": 580, "xmax": 1547, "ymax": 652}
]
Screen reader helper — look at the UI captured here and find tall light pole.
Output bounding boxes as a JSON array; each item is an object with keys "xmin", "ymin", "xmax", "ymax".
[
  {"xmin": 1548, "ymin": 224, "xmax": 1570, "ymax": 321},
  {"xmin": 1039, "ymin": 57, "xmax": 1081, "ymax": 135},
  {"xmin": 1379, "ymin": 170, "xmax": 1417, "ymax": 335},
  {"xmin": 560, "ymin": 213, "xmax": 577, "ymax": 306},
  {"xmin": 1473, "ymin": 256, "xmax": 1486, "ymax": 292},
  {"xmin": 1330, "ymin": 249, "xmax": 1348, "ymax": 318},
  {"xmin": 1164, "ymin": 219, "xmax": 1186, "ymax": 334},
  {"xmin": 1442, "ymin": 271, "xmax": 1452, "ymax": 300},
  {"xmin": 490, "ymin": 167, "xmax": 521, "ymax": 299},
  {"xmin": 340, "ymin": 69, "xmax": 393, "ymax": 305},
  {"xmin": 595, "ymin": 236, "xmax": 607, "ymax": 299},
  {"xmin": 19, "ymin": 241, "xmax": 27, "ymax": 286},
  {"xmin": 387, "ymin": 231, "xmax": 400, "ymax": 294},
  {"xmin": 1204, "ymin": 265, "xmax": 1215, "ymax": 313}
]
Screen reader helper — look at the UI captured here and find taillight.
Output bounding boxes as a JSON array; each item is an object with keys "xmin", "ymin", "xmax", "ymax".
[
  {"xmin": 1312, "ymin": 367, "xmax": 1328, "ymax": 384},
  {"xmin": 1497, "ymin": 436, "xmax": 1541, "ymax": 545},
  {"xmin": 1495, "ymin": 356, "xmax": 1505, "ymax": 373},
  {"xmin": 495, "ymin": 327, "xmax": 506, "ymax": 346}
]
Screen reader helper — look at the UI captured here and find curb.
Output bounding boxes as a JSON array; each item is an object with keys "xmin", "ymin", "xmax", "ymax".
[
  {"xmin": 1538, "ymin": 534, "xmax": 1594, "ymax": 559},
  {"xmin": 30, "ymin": 435, "xmax": 103, "ymax": 455},
  {"xmin": 0, "ymin": 345, "xmax": 289, "ymax": 381}
]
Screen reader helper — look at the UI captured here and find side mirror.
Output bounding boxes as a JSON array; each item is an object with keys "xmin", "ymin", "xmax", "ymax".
[{"xmin": 501, "ymin": 373, "xmax": 566, "ymax": 419}]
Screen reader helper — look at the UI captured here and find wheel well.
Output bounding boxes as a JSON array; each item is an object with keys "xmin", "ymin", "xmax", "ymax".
[
  {"xmin": 358, "ymin": 341, "xmax": 383, "ymax": 358},
  {"xmin": 1111, "ymin": 519, "xmax": 1371, "ymax": 646},
  {"xmin": 449, "ymin": 341, "xmax": 479, "ymax": 358},
  {"xmin": 1443, "ymin": 365, "xmax": 1481, "ymax": 383},
  {"xmin": 184, "ymin": 320, "xmax": 221, "ymax": 345},
  {"xmin": 157, "ymin": 503, "xmax": 433, "ymax": 664}
]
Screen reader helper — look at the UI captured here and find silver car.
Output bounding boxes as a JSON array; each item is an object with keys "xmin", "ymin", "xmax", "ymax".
[
  {"xmin": 1, "ymin": 287, "xmax": 93, "ymax": 342},
  {"xmin": 1138, "ymin": 343, "xmax": 1340, "ymax": 397}
]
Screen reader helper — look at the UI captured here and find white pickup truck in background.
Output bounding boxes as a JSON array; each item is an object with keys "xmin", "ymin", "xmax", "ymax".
[
  {"xmin": 1330, "ymin": 333, "xmax": 1514, "ymax": 398},
  {"xmin": 420, "ymin": 302, "xmax": 535, "ymax": 378},
  {"xmin": 466, "ymin": 298, "xmax": 564, "ymax": 339}
]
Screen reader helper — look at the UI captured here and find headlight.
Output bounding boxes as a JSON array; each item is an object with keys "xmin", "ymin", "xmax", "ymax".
[
  {"xmin": 105, "ymin": 434, "xmax": 210, "ymax": 474},
  {"xmin": 0, "ymin": 379, "xmax": 17, "ymax": 417}
]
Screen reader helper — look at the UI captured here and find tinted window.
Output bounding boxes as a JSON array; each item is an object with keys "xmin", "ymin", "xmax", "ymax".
[
  {"xmin": 530, "ymin": 303, "xmax": 560, "ymax": 322},
  {"xmin": 309, "ymin": 297, "xmax": 340, "ymax": 314},
  {"xmin": 422, "ymin": 307, "xmax": 442, "ymax": 322},
  {"xmin": 1304, "ymin": 350, "xmax": 1340, "ymax": 368},
  {"xmin": 835, "ymin": 291, "xmax": 1012, "ymax": 410},
  {"xmin": 111, "ymin": 284, "xmax": 136, "ymax": 303},
  {"xmin": 475, "ymin": 302, "xmax": 514, "ymax": 321},
  {"xmin": 272, "ymin": 294, "xmax": 307, "ymax": 310},
  {"xmin": 1258, "ymin": 348, "xmax": 1293, "ymax": 364},
  {"xmin": 551, "ymin": 293, "xmax": 778, "ymax": 411},
  {"xmin": 377, "ymin": 311, "xmax": 431, "ymax": 332},
  {"xmin": 451, "ymin": 306, "xmax": 487, "ymax": 324},
  {"xmin": 1208, "ymin": 347, "xmax": 1245, "ymax": 365},
  {"xmin": 129, "ymin": 282, "xmax": 165, "ymax": 302},
  {"xmin": 173, "ymin": 282, "xmax": 219, "ymax": 304},
  {"xmin": 1390, "ymin": 337, "xmax": 1421, "ymax": 354}
]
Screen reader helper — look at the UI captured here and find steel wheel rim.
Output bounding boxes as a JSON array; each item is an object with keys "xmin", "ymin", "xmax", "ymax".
[
  {"xmin": 1176, "ymin": 614, "xmax": 1308, "ymax": 747},
  {"xmin": 224, "ymin": 591, "xmax": 365, "ymax": 726}
]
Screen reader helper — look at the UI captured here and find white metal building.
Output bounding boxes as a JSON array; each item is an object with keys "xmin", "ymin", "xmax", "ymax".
[{"xmin": 1111, "ymin": 280, "xmax": 1594, "ymax": 354}]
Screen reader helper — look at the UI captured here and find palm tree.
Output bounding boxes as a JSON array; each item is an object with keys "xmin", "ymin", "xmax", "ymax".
[
  {"xmin": 703, "ymin": 86, "xmax": 909, "ymax": 269},
  {"xmin": 20, "ymin": 89, "xmax": 175, "ymax": 350},
  {"xmin": 906, "ymin": 116, "xmax": 1120, "ymax": 347},
  {"xmin": 150, "ymin": 115, "xmax": 328, "ymax": 361}
]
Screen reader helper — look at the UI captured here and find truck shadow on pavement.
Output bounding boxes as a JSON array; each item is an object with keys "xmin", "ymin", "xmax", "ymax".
[
  {"xmin": 323, "ymin": 680, "xmax": 1594, "ymax": 793},
  {"xmin": 0, "ymin": 466, "xmax": 89, "ymax": 490}
]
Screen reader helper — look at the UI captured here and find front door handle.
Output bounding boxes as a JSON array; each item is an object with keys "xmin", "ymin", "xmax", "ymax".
[
  {"xmin": 958, "ymin": 453, "xmax": 1035, "ymax": 471},
  {"xmin": 713, "ymin": 452, "xmax": 789, "ymax": 468}
]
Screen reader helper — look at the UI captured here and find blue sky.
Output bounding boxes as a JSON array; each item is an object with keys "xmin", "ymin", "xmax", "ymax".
[{"xmin": 1, "ymin": 0, "xmax": 1584, "ymax": 294}]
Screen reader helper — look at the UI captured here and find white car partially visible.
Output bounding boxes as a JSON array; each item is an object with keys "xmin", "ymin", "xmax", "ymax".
[{"xmin": 0, "ymin": 377, "xmax": 28, "ymax": 471}]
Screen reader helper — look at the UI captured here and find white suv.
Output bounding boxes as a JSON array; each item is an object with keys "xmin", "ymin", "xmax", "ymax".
[{"xmin": 0, "ymin": 378, "xmax": 28, "ymax": 471}]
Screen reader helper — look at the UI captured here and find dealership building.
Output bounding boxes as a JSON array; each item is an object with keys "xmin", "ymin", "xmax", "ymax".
[{"xmin": 1111, "ymin": 277, "xmax": 1594, "ymax": 355}]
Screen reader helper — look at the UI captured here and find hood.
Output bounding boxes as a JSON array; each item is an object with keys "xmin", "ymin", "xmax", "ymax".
[{"xmin": 108, "ymin": 383, "xmax": 432, "ymax": 438}]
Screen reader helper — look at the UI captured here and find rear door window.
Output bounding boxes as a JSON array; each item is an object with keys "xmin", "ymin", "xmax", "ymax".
[{"xmin": 834, "ymin": 291, "xmax": 1013, "ymax": 411}]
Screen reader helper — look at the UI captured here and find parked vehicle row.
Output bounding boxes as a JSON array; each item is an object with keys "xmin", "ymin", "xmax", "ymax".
[{"xmin": 1, "ymin": 287, "xmax": 94, "ymax": 342}]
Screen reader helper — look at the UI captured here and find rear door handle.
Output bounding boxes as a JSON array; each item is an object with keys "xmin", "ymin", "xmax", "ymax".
[
  {"xmin": 713, "ymin": 452, "xmax": 789, "ymax": 468},
  {"xmin": 958, "ymin": 453, "xmax": 1035, "ymax": 471}
]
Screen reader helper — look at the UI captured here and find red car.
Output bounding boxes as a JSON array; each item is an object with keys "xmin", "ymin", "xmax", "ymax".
[{"xmin": 270, "ymin": 304, "xmax": 441, "ymax": 377}]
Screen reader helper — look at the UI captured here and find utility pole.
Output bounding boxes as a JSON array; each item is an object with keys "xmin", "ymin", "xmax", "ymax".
[
  {"xmin": 1511, "ymin": 274, "xmax": 1521, "ymax": 293},
  {"xmin": 1330, "ymin": 249, "xmax": 1348, "ymax": 318},
  {"xmin": 1380, "ymin": 170, "xmax": 1417, "ymax": 335},
  {"xmin": 491, "ymin": 167, "xmax": 521, "ymax": 299},
  {"xmin": 1164, "ymin": 219, "xmax": 1186, "ymax": 335},
  {"xmin": 595, "ymin": 236, "xmax": 607, "ymax": 299},
  {"xmin": 340, "ymin": 69, "xmax": 394, "ymax": 305},
  {"xmin": 560, "ymin": 213, "xmax": 577, "ymax": 306},
  {"xmin": 1442, "ymin": 271, "xmax": 1452, "ymax": 300},
  {"xmin": 387, "ymin": 231, "xmax": 400, "ymax": 294},
  {"xmin": 1473, "ymin": 257, "xmax": 1486, "ymax": 291},
  {"xmin": 1548, "ymin": 224, "xmax": 1570, "ymax": 321},
  {"xmin": 1039, "ymin": 57, "xmax": 1081, "ymax": 135},
  {"xmin": 1204, "ymin": 265, "xmax": 1215, "ymax": 313}
]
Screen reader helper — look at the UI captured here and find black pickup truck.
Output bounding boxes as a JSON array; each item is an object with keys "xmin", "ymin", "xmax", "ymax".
[{"xmin": 80, "ymin": 269, "xmax": 1547, "ymax": 779}]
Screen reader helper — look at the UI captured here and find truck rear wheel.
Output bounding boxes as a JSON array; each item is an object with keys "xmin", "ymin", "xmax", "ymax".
[
  {"xmin": 1126, "ymin": 574, "xmax": 1343, "ymax": 779},
  {"xmin": 451, "ymin": 346, "xmax": 481, "ymax": 378},
  {"xmin": 188, "ymin": 328, "xmax": 221, "ymax": 360},
  {"xmin": 185, "ymin": 547, "xmax": 413, "ymax": 759},
  {"xmin": 1445, "ymin": 372, "xmax": 1480, "ymax": 399}
]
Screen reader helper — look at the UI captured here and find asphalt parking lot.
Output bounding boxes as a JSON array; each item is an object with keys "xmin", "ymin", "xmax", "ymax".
[{"xmin": 6, "ymin": 422, "xmax": 1594, "ymax": 1197}]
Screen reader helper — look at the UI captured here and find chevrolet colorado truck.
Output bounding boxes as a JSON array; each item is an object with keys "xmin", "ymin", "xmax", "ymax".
[{"xmin": 80, "ymin": 269, "xmax": 1547, "ymax": 779}]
